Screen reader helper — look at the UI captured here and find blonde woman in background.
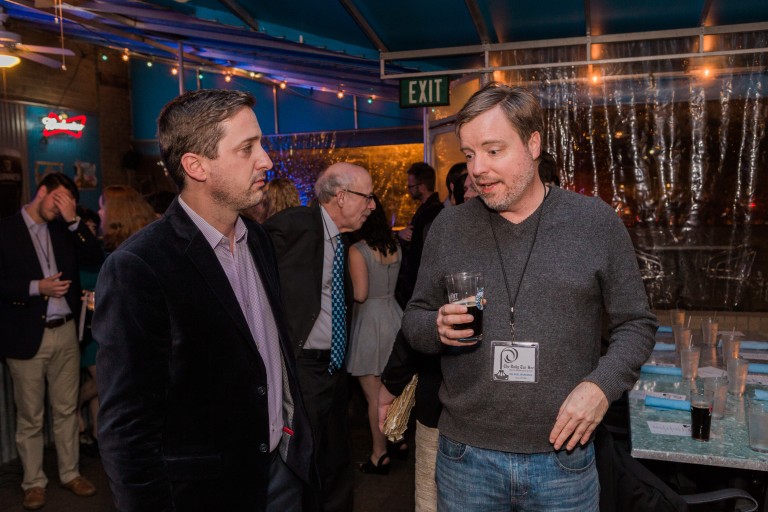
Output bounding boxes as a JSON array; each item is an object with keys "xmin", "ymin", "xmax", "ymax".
[
  {"xmin": 99, "ymin": 185, "xmax": 157, "ymax": 252},
  {"xmin": 78, "ymin": 185, "xmax": 156, "ymax": 450},
  {"xmin": 242, "ymin": 177, "xmax": 301, "ymax": 222},
  {"xmin": 265, "ymin": 177, "xmax": 300, "ymax": 218}
]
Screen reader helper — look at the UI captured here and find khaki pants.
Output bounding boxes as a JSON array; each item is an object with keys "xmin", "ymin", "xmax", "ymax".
[
  {"xmin": 7, "ymin": 320, "xmax": 81, "ymax": 489},
  {"xmin": 415, "ymin": 421, "xmax": 439, "ymax": 512}
]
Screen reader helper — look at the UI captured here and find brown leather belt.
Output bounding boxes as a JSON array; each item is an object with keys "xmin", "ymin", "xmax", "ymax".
[{"xmin": 45, "ymin": 313, "xmax": 74, "ymax": 329}]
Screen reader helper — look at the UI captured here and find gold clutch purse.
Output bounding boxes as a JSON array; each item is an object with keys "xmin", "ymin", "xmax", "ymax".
[{"xmin": 382, "ymin": 374, "xmax": 418, "ymax": 443}]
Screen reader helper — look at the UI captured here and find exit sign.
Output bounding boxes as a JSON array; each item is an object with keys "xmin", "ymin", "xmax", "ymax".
[{"xmin": 400, "ymin": 76, "xmax": 450, "ymax": 108}]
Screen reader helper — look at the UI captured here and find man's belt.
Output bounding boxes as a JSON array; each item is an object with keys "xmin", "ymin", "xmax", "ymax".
[
  {"xmin": 45, "ymin": 313, "xmax": 74, "ymax": 329},
  {"xmin": 299, "ymin": 349, "xmax": 331, "ymax": 361}
]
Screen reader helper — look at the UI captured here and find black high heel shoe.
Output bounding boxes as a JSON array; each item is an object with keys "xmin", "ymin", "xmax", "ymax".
[
  {"xmin": 387, "ymin": 440, "xmax": 409, "ymax": 461},
  {"xmin": 359, "ymin": 453, "xmax": 390, "ymax": 475}
]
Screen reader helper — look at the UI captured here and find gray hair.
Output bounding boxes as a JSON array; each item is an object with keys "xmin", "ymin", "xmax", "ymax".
[{"xmin": 315, "ymin": 164, "xmax": 359, "ymax": 203}]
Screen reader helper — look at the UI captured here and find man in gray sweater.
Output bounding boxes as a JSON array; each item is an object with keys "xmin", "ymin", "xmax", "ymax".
[{"xmin": 402, "ymin": 83, "xmax": 657, "ymax": 511}]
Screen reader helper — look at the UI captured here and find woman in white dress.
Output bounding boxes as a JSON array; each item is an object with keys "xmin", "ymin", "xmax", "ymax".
[{"xmin": 347, "ymin": 195, "xmax": 402, "ymax": 474}]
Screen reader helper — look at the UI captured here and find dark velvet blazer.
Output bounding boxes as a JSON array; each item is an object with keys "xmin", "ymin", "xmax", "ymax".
[
  {"xmin": 94, "ymin": 199, "xmax": 314, "ymax": 512},
  {"xmin": 0, "ymin": 210, "xmax": 103, "ymax": 359},
  {"xmin": 262, "ymin": 203, "xmax": 354, "ymax": 358}
]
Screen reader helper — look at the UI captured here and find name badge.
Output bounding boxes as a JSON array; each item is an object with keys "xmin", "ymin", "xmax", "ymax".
[{"xmin": 491, "ymin": 341, "xmax": 539, "ymax": 383}]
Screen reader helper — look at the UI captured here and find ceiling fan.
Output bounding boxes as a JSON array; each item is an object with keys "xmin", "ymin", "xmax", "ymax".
[{"xmin": 0, "ymin": 7, "xmax": 74, "ymax": 69}]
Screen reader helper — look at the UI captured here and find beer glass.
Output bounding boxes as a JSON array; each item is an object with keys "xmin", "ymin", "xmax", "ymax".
[{"xmin": 445, "ymin": 271, "xmax": 484, "ymax": 343}]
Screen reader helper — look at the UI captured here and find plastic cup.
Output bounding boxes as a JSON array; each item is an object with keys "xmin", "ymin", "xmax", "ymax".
[
  {"xmin": 701, "ymin": 318, "xmax": 718, "ymax": 347},
  {"xmin": 670, "ymin": 309, "xmax": 686, "ymax": 327},
  {"xmin": 703, "ymin": 376, "xmax": 728, "ymax": 419},
  {"xmin": 680, "ymin": 347, "xmax": 701, "ymax": 380},
  {"xmin": 722, "ymin": 334, "xmax": 742, "ymax": 364},
  {"xmin": 444, "ymin": 272, "xmax": 484, "ymax": 343},
  {"xmin": 673, "ymin": 326, "xmax": 692, "ymax": 353},
  {"xmin": 690, "ymin": 388, "xmax": 714, "ymax": 441},
  {"xmin": 727, "ymin": 358, "xmax": 749, "ymax": 396},
  {"xmin": 747, "ymin": 397, "xmax": 768, "ymax": 453}
]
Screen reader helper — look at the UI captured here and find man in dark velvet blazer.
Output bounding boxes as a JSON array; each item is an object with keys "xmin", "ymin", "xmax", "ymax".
[
  {"xmin": 93, "ymin": 90, "xmax": 314, "ymax": 512},
  {"xmin": 0, "ymin": 172, "xmax": 103, "ymax": 510},
  {"xmin": 264, "ymin": 162, "xmax": 375, "ymax": 512}
]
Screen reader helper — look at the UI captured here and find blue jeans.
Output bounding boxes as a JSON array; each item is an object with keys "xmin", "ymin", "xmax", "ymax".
[{"xmin": 436, "ymin": 434, "xmax": 599, "ymax": 512}]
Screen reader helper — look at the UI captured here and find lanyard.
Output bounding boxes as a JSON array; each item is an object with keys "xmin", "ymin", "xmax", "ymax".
[
  {"xmin": 321, "ymin": 211, "xmax": 339, "ymax": 253},
  {"xmin": 488, "ymin": 186, "xmax": 549, "ymax": 340},
  {"xmin": 31, "ymin": 225, "xmax": 53, "ymax": 276}
]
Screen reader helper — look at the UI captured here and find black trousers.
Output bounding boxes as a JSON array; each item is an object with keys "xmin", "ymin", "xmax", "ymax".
[{"xmin": 296, "ymin": 354, "xmax": 354, "ymax": 512}]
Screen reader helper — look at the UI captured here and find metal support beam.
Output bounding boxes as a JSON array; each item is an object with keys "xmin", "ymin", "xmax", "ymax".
[
  {"xmin": 177, "ymin": 41, "xmax": 184, "ymax": 95},
  {"xmin": 338, "ymin": 0, "xmax": 388, "ymax": 52},
  {"xmin": 273, "ymin": 85, "xmax": 279, "ymax": 135},
  {"xmin": 422, "ymin": 107, "xmax": 430, "ymax": 164},
  {"xmin": 584, "ymin": 0, "xmax": 591, "ymax": 37},
  {"xmin": 353, "ymin": 95, "xmax": 358, "ymax": 130},
  {"xmin": 464, "ymin": 0, "xmax": 492, "ymax": 44},
  {"xmin": 217, "ymin": 0, "xmax": 259, "ymax": 32},
  {"xmin": 381, "ymin": 21, "xmax": 768, "ymax": 80},
  {"xmin": 699, "ymin": 0, "xmax": 714, "ymax": 27}
]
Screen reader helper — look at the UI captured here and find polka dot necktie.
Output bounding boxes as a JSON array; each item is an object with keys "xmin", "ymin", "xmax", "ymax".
[{"xmin": 329, "ymin": 234, "xmax": 347, "ymax": 373}]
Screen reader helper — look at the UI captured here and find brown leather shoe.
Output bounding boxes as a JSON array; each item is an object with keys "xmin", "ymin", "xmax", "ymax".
[
  {"xmin": 60, "ymin": 476, "xmax": 96, "ymax": 497},
  {"xmin": 22, "ymin": 487, "xmax": 46, "ymax": 510}
]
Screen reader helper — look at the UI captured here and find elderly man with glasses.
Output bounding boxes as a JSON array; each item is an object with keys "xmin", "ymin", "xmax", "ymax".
[{"xmin": 264, "ymin": 162, "xmax": 375, "ymax": 512}]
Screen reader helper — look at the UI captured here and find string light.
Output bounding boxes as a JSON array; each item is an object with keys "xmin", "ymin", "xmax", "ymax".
[
  {"xmin": 280, "ymin": 80, "xmax": 287, "ymax": 90},
  {"xmin": 101, "ymin": 53, "xmax": 108, "ymax": 61},
  {"xmin": 368, "ymin": 95, "xmax": 374, "ymax": 104},
  {"xmin": 54, "ymin": 0, "xmax": 66, "ymax": 70},
  {"xmin": 171, "ymin": 67, "xmax": 178, "ymax": 76},
  {"xmin": 337, "ymin": 89, "xmax": 344, "ymax": 99},
  {"xmin": 224, "ymin": 74, "xmax": 232, "ymax": 83},
  {"xmin": 122, "ymin": 49, "xmax": 129, "ymax": 62}
]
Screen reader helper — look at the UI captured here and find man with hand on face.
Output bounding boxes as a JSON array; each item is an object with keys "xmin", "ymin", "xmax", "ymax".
[
  {"xmin": 402, "ymin": 83, "xmax": 656, "ymax": 511},
  {"xmin": 264, "ymin": 162, "xmax": 375, "ymax": 512},
  {"xmin": 94, "ymin": 89, "xmax": 314, "ymax": 512},
  {"xmin": 0, "ymin": 172, "xmax": 103, "ymax": 510}
]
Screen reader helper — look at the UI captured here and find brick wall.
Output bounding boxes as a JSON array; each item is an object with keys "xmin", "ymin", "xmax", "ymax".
[{"xmin": 2, "ymin": 24, "xmax": 132, "ymax": 187}]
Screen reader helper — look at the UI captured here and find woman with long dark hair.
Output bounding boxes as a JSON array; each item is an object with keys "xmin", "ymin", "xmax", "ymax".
[{"xmin": 346, "ymin": 195, "xmax": 402, "ymax": 474}]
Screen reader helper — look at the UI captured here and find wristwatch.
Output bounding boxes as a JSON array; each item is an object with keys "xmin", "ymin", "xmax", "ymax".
[{"xmin": 66, "ymin": 215, "xmax": 81, "ymax": 226}]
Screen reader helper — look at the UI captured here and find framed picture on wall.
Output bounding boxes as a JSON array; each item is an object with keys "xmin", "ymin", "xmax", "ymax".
[
  {"xmin": 74, "ymin": 160, "xmax": 98, "ymax": 189},
  {"xmin": 34, "ymin": 161, "xmax": 64, "ymax": 185}
]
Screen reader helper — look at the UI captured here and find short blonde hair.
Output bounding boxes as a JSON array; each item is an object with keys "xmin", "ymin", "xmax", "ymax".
[
  {"xmin": 266, "ymin": 178, "xmax": 300, "ymax": 218},
  {"xmin": 456, "ymin": 82, "xmax": 543, "ymax": 144},
  {"xmin": 101, "ymin": 185, "xmax": 156, "ymax": 251}
]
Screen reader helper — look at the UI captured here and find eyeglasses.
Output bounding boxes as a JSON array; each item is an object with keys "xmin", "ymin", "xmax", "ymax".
[
  {"xmin": 407, "ymin": 183, "xmax": 422, "ymax": 189},
  {"xmin": 343, "ymin": 189, "xmax": 375, "ymax": 203}
]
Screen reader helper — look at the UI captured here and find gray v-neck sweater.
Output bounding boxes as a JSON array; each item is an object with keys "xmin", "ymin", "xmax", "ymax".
[{"xmin": 402, "ymin": 186, "xmax": 657, "ymax": 453}]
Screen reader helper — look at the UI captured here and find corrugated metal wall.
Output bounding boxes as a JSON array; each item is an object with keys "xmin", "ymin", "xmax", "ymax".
[
  {"xmin": 0, "ymin": 100, "xmax": 53, "ymax": 465},
  {"xmin": 0, "ymin": 101, "xmax": 30, "ymax": 203}
]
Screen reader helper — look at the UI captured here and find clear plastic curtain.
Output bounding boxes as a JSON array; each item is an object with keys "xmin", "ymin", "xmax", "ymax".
[{"xmin": 495, "ymin": 34, "xmax": 768, "ymax": 310}]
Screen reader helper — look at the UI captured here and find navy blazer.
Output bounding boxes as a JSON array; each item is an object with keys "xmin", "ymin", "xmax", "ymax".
[
  {"xmin": 0, "ymin": 210, "xmax": 103, "ymax": 359},
  {"xmin": 263, "ymin": 203, "xmax": 354, "ymax": 358},
  {"xmin": 94, "ymin": 199, "xmax": 314, "ymax": 511}
]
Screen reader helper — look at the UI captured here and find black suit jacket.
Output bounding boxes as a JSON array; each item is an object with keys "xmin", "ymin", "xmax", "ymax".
[
  {"xmin": 396, "ymin": 192, "xmax": 444, "ymax": 307},
  {"xmin": 0, "ymin": 210, "xmax": 103, "ymax": 359},
  {"xmin": 263, "ymin": 204, "xmax": 354, "ymax": 358},
  {"xmin": 94, "ymin": 199, "xmax": 314, "ymax": 511}
]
